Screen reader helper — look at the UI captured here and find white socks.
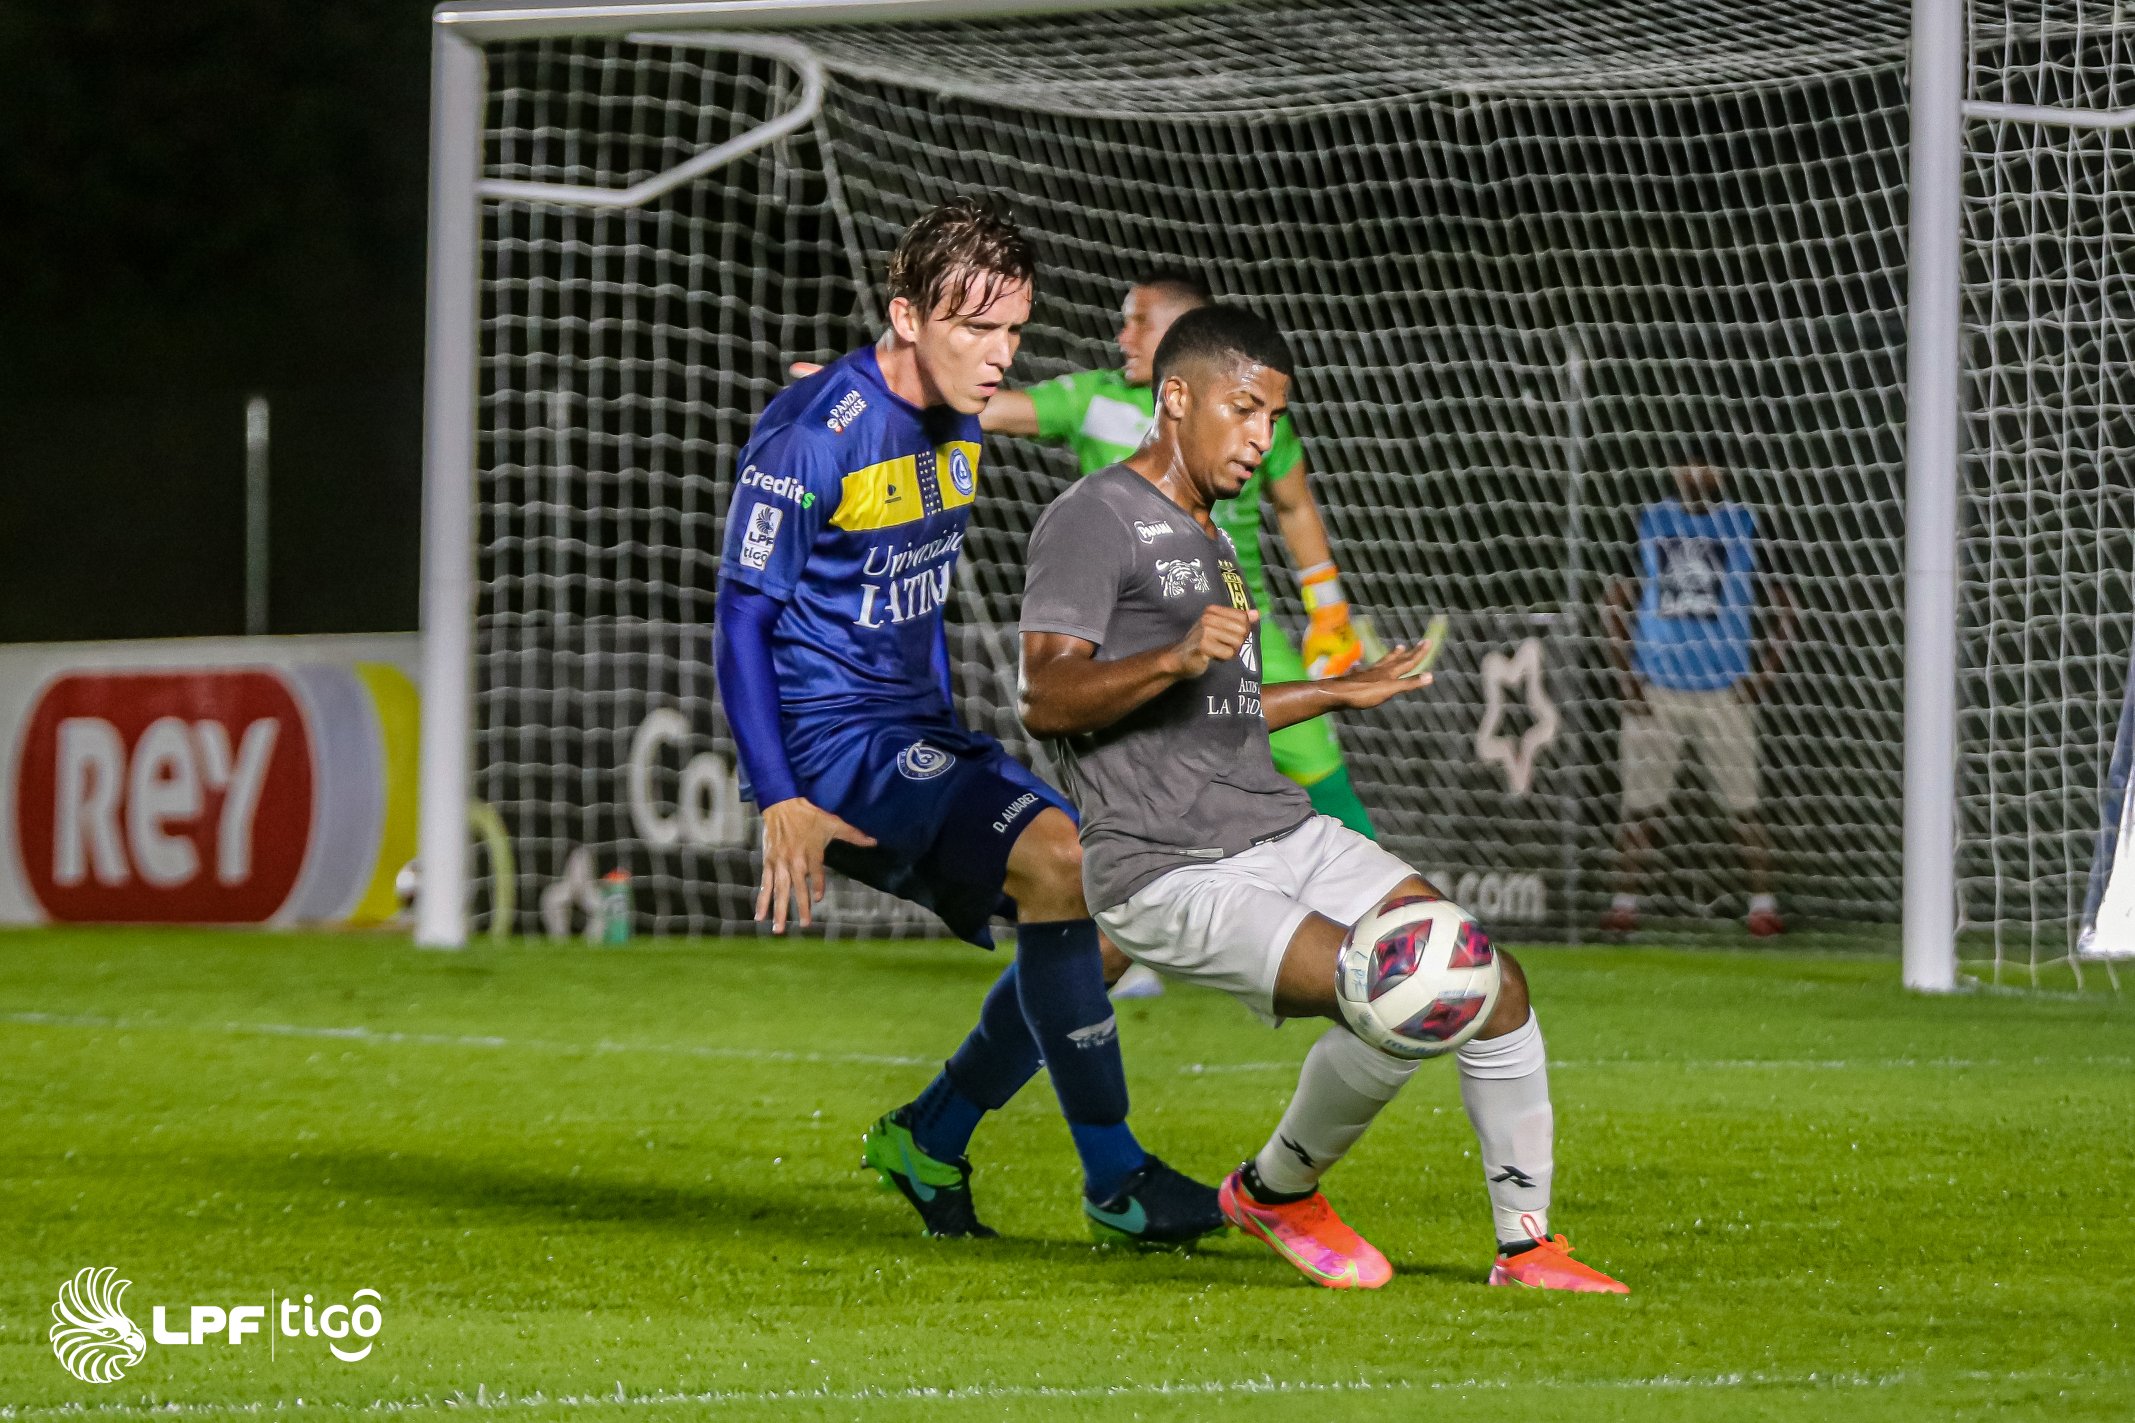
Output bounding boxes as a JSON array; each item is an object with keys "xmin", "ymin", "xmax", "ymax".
[
  {"xmin": 1251, "ymin": 1025, "xmax": 1417, "ymax": 1196},
  {"xmin": 1248, "ymin": 1012, "xmax": 1559, "ymax": 1251},
  {"xmin": 1456, "ymin": 1010, "xmax": 1555, "ymax": 1246}
]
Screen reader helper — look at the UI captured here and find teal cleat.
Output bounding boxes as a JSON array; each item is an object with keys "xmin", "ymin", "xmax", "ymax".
[
  {"xmin": 1083, "ymin": 1155, "xmax": 1226, "ymax": 1250},
  {"xmin": 861, "ymin": 1107, "xmax": 998, "ymax": 1239}
]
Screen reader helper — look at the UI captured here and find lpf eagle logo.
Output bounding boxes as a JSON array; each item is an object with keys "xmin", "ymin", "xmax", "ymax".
[{"xmin": 51, "ymin": 1267, "xmax": 146, "ymax": 1384}]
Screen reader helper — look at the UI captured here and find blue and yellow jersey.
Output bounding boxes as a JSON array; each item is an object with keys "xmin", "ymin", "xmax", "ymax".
[{"xmin": 718, "ymin": 345, "xmax": 983, "ymax": 739}]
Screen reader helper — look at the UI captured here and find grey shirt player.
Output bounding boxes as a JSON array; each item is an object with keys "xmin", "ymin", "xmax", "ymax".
[{"xmin": 1021, "ymin": 464, "xmax": 1314, "ymax": 911}]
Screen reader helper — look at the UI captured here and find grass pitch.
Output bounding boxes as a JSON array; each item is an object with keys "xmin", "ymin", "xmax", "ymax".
[{"xmin": 1, "ymin": 927, "xmax": 2129, "ymax": 1421}]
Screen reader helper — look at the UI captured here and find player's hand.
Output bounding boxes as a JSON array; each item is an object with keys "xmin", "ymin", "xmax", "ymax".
[
  {"xmin": 756, "ymin": 797, "xmax": 876, "ymax": 935},
  {"xmin": 787, "ymin": 361, "xmax": 823, "ymax": 379},
  {"xmin": 1325, "ymin": 641, "xmax": 1434, "ymax": 709},
  {"xmin": 1303, "ymin": 605, "xmax": 1365, "ymax": 679},
  {"xmin": 1168, "ymin": 606, "xmax": 1259, "ymax": 680}
]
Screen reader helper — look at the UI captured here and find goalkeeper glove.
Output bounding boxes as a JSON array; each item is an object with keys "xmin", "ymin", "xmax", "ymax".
[{"xmin": 1301, "ymin": 563, "xmax": 1366, "ymax": 678}]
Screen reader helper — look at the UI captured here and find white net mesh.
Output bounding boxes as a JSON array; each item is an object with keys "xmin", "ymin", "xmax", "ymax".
[
  {"xmin": 457, "ymin": 0, "xmax": 2115, "ymax": 977},
  {"xmin": 470, "ymin": 0, "xmax": 1917, "ymax": 945},
  {"xmin": 1962, "ymin": 0, "xmax": 2135, "ymax": 985}
]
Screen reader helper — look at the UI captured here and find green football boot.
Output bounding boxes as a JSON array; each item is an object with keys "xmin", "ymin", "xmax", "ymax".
[{"xmin": 861, "ymin": 1107, "xmax": 998, "ymax": 1239}]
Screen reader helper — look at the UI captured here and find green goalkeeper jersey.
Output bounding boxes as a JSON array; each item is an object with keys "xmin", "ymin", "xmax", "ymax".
[{"xmin": 1025, "ymin": 367, "xmax": 1303, "ymax": 609}]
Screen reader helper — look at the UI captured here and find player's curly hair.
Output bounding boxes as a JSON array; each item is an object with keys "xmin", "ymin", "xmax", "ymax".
[
  {"xmin": 886, "ymin": 197, "xmax": 1037, "ymax": 321},
  {"xmin": 1151, "ymin": 304, "xmax": 1295, "ymax": 390}
]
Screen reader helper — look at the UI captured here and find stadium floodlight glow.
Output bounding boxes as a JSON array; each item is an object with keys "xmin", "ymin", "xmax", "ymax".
[{"xmin": 419, "ymin": 0, "xmax": 2127, "ymax": 993}]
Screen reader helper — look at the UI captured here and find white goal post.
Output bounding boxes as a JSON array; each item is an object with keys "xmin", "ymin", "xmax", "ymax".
[{"xmin": 416, "ymin": 0, "xmax": 2131, "ymax": 995}]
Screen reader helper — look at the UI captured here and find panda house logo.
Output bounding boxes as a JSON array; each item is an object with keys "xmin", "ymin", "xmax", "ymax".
[{"xmin": 50, "ymin": 1267, "xmax": 146, "ymax": 1384}]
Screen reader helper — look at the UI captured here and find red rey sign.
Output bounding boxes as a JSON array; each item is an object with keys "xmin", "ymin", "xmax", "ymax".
[{"xmin": 14, "ymin": 671, "xmax": 314, "ymax": 921}]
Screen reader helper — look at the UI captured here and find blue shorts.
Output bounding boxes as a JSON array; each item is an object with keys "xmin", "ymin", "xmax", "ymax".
[{"xmin": 800, "ymin": 721, "xmax": 1074, "ymax": 947}]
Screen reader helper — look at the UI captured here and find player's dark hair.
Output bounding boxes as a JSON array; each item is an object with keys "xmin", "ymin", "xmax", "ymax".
[
  {"xmin": 886, "ymin": 197, "xmax": 1037, "ymax": 320},
  {"xmin": 1151, "ymin": 304, "xmax": 1295, "ymax": 391},
  {"xmin": 1130, "ymin": 266, "xmax": 1214, "ymax": 306}
]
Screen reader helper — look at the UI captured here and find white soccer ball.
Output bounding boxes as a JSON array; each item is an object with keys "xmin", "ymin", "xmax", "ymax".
[
  {"xmin": 394, "ymin": 860, "xmax": 421, "ymax": 915},
  {"xmin": 1335, "ymin": 895, "xmax": 1502, "ymax": 1059}
]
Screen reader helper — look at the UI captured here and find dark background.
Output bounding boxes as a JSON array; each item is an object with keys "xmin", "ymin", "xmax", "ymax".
[{"xmin": 1, "ymin": 5, "xmax": 433, "ymax": 643}]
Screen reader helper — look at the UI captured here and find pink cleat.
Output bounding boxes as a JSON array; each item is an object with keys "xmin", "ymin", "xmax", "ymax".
[
  {"xmin": 1488, "ymin": 1231, "xmax": 1630, "ymax": 1293},
  {"xmin": 1218, "ymin": 1169, "xmax": 1393, "ymax": 1289}
]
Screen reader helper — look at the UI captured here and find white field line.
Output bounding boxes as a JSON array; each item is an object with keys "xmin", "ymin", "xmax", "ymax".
[
  {"xmin": 3, "ymin": 1010, "xmax": 2129, "ymax": 1077},
  {"xmin": 6, "ymin": 1366, "xmax": 2098, "ymax": 1418},
  {"xmin": 0, "ymin": 1011, "xmax": 931, "ymax": 1069}
]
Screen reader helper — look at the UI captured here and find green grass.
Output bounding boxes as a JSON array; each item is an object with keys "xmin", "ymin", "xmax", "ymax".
[{"xmin": 0, "ymin": 927, "xmax": 2129, "ymax": 1421}]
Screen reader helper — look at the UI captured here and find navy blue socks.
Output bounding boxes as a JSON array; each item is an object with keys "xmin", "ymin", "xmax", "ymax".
[
  {"xmin": 908, "ymin": 922, "xmax": 1147, "ymax": 1201},
  {"xmin": 1013, "ymin": 918, "xmax": 1144, "ymax": 1200},
  {"xmin": 912, "ymin": 963, "xmax": 1042, "ymax": 1161}
]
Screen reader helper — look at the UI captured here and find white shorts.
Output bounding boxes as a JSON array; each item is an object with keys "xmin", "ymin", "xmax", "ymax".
[
  {"xmin": 1620, "ymin": 684, "xmax": 1760, "ymax": 816},
  {"xmin": 1095, "ymin": 815, "xmax": 1416, "ymax": 1024}
]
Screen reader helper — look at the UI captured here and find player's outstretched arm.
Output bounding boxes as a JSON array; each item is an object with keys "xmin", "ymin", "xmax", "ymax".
[
  {"xmin": 979, "ymin": 388, "xmax": 1039, "ymax": 436},
  {"xmin": 1261, "ymin": 640, "xmax": 1434, "ymax": 731},
  {"xmin": 1020, "ymin": 605, "xmax": 1259, "ymax": 738},
  {"xmin": 713, "ymin": 581, "xmax": 876, "ymax": 934}
]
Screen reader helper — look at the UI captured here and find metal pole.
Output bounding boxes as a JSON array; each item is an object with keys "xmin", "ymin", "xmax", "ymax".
[
  {"xmin": 415, "ymin": 21, "xmax": 487, "ymax": 949},
  {"xmin": 244, "ymin": 395, "xmax": 270, "ymax": 636},
  {"xmin": 1904, "ymin": 0, "xmax": 1964, "ymax": 991},
  {"xmin": 1559, "ymin": 335, "xmax": 1588, "ymax": 944}
]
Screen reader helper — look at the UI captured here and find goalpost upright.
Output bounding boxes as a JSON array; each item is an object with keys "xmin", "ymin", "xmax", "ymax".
[{"xmin": 1904, "ymin": 0, "xmax": 1963, "ymax": 993}]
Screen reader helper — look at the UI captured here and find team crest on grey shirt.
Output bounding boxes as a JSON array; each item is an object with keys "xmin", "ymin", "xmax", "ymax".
[{"xmin": 1155, "ymin": 558, "xmax": 1210, "ymax": 598}]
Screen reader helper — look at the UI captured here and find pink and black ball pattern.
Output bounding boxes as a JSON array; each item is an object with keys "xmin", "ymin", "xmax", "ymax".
[
  {"xmin": 1363, "ymin": 894, "xmax": 1438, "ymax": 1001},
  {"xmin": 1389, "ymin": 992, "xmax": 1489, "ymax": 1045},
  {"xmin": 1336, "ymin": 894, "xmax": 1503, "ymax": 1059},
  {"xmin": 1375, "ymin": 917, "xmax": 1496, "ymax": 1044}
]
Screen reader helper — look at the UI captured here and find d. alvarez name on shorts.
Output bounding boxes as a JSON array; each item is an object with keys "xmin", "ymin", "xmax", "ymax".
[
  {"xmin": 992, "ymin": 791, "xmax": 1041, "ymax": 835},
  {"xmin": 855, "ymin": 529, "xmax": 966, "ymax": 629}
]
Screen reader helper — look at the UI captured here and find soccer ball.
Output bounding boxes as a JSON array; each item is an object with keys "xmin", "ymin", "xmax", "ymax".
[
  {"xmin": 394, "ymin": 860, "xmax": 421, "ymax": 917},
  {"xmin": 1335, "ymin": 895, "xmax": 1501, "ymax": 1059}
]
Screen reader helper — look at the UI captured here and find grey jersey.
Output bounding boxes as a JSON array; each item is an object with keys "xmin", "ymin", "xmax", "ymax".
[{"xmin": 1021, "ymin": 464, "xmax": 1312, "ymax": 912}]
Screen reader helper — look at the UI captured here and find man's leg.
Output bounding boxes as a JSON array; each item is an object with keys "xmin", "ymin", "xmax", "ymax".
[
  {"xmin": 1243, "ymin": 876, "xmax": 1621, "ymax": 1291},
  {"xmin": 905, "ymin": 962, "xmax": 1039, "ymax": 1163},
  {"xmin": 1705, "ymin": 691, "xmax": 1781, "ymax": 936},
  {"xmin": 1607, "ymin": 700, "xmax": 1679, "ymax": 932},
  {"xmin": 1002, "ymin": 808, "xmax": 1222, "ymax": 1243}
]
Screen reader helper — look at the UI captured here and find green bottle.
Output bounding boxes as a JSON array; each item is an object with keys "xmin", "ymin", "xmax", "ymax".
[{"xmin": 600, "ymin": 869, "xmax": 634, "ymax": 946}]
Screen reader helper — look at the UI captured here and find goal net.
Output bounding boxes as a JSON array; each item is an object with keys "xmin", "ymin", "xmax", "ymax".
[
  {"xmin": 427, "ymin": 0, "xmax": 2116, "ymax": 983},
  {"xmin": 1963, "ymin": 0, "xmax": 2135, "ymax": 985}
]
